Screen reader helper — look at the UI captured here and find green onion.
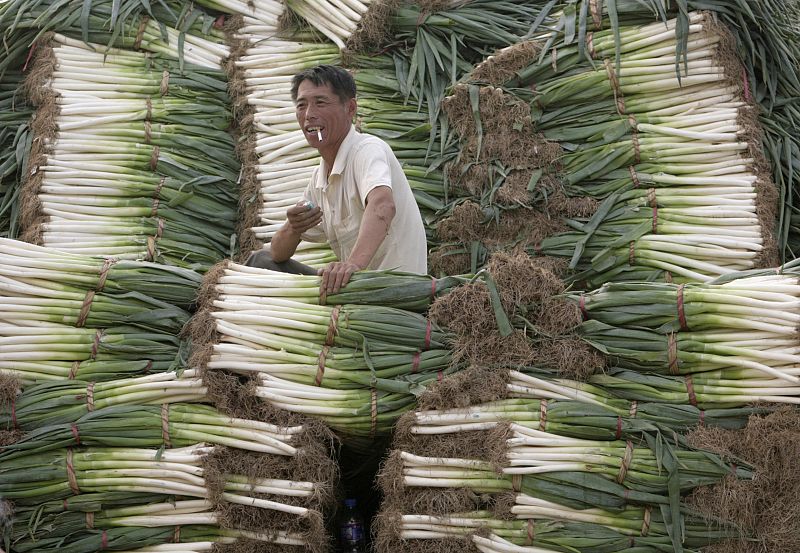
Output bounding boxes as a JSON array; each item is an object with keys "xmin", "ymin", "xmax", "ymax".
[
  {"xmin": 575, "ymin": 268, "xmax": 800, "ymax": 383},
  {"xmin": 0, "ymin": 404, "xmax": 303, "ymax": 460}
]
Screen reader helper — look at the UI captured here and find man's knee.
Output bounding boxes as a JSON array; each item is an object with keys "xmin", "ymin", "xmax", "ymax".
[{"xmin": 244, "ymin": 248, "xmax": 280, "ymax": 270}]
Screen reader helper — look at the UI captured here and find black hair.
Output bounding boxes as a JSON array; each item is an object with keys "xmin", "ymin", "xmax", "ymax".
[{"xmin": 290, "ymin": 65, "xmax": 356, "ymax": 103}]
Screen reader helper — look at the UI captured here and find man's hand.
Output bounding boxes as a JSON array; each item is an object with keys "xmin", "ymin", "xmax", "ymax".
[
  {"xmin": 286, "ymin": 201, "xmax": 322, "ymax": 236},
  {"xmin": 319, "ymin": 260, "xmax": 363, "ymax": 298}
]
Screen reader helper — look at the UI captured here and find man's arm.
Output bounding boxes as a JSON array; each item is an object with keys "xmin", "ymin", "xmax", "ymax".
[
  {"xmin": 271, "ymin": 202, "xmax": 323, "ymax": 263},
  {"xmin": 319, "ymin": 186, "xmax": 395, "ymax": 295}
]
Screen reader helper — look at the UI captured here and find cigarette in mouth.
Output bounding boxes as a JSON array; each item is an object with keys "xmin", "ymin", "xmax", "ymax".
[{"xmin": 317, "ymin": 129, "xmax": 323, "ymax": 141}]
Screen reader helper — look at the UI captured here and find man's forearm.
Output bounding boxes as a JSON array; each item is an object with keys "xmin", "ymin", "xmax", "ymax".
[
  {"xmin": 347, "ymin": 198, "xmax": 395, "ymax": 269},
  {"xmin": 271, "ymin": 225, "xmax": 302, "ymax": 263}
]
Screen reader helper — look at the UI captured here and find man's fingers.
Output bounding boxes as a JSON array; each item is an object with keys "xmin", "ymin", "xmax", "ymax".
[
  {"xmin": 288, "ymin": 209, "xmax": 322, "ymax": 233},
  {"xmin": 335, "ymin": 267, "xmax": 355, "ymax": 294}
]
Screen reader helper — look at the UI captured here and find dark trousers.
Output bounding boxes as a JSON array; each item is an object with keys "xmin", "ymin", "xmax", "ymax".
[{"xmin": 243, "ymin": 247, "xmax": 318, "ymax": 275}]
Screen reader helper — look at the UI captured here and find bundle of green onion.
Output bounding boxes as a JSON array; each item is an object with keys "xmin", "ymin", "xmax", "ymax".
[
  {"xmin": 388, "ymin": 1, "xmax": 545, "ymax": 121},
  {"xmin": 23, "ymin": 34, "xmax": 238, "ymax": 271},
  {"xmin": 574, "ymin": 265, "xmax": 800, "ymax": 386},
  {"xmin": 0, "ymin": 444, "xmax": 316, "ymax": 514},
  {"xmin": 390, "ymin": 504, "xmax": 734, "ymax": 552},
  {"xmin": 211, "ymin": 262, "xmax": 465, "ymax": 311},
  {"xmin": 591, "ymin": 367, "xmax": 800, "ymax": 408},
  {"xmin": 413, "ymin": 376, "xmax": 762, "ymax": 441},
  {"xmin": 285, "ymin": 0, "xmax": 372, "ymax": 50},
  {"xmin": 0, "ymin": 0, "xmax": 229, "ymax": 69},
  {"xmin": 0, "ymin": 260, "xmax": 190, "ymax": 333},
  {"xmin": 0, "ymin": 324, "xmax": 184, "ymax": 385},
  {"xmin": 352, "ymin": 55, "xmax": 454, "ymax": 220},
  {"xmin": 506, "ymin": 369, "xmax": 769, "ymax": 429},
  {"xmin": 387, "ymin": 434, "xmax": 747, "ymax": 552},
  {"xmin": 0, "ymin": 238, "xmax": 202, "ymax": 308},
  {"xmin": 507, "ymin": 13, "xmax": 773, "ymax": 284},
  {"xmin": 202, "ymin": 263, "xmax": 461, "ymax": 435},
  {"xmin": 2, "ymin": 370, "xmax": 206, "ymax": 430},
  {"xmin": 0, "ymin": 66, "xmax": 32, "ymax": 239},
  {"xmin": 8, "ymin": 497, "xmax": 312, "ymax": 552},
  {"xmin": 403, "ymin": 428, "xmax": 748, "ymax": 494},
  {"xmin": 194, "ymin": 0, "xmax": 284, "ymax": 39},
  {"xmin": 0, "ymin": 404, "xmax": 303, "ymax": 459}
]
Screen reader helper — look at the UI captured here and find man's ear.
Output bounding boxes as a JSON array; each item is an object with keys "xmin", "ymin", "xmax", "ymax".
[{"xmin": 347, "ymin": 98, "xmax": 357, "ymax": 119}]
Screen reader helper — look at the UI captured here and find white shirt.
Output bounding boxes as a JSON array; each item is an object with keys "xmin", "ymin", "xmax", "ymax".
[{"xmin": 301, "ymin": 126, "xmax": 427, "ymax": 274}]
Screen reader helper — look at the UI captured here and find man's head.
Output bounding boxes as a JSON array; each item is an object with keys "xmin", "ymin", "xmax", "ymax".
[
  {"xmin": 291, "ymin": 65, "xmax": 356, "ymax": 103},
  {"xmin": 293, "ymin": 65, "xmax": 357, "ymax": 156}
]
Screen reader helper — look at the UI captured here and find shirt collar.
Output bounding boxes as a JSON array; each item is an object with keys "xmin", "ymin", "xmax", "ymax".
[{"xmin": 317, "ymin": 125, "xmax": 357, "ymax": 189}]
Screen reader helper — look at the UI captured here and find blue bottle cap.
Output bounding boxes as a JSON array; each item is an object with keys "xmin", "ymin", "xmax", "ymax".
[{"xmin": 344, "ymin": 498, "xmax": 357, "ymax": 508}]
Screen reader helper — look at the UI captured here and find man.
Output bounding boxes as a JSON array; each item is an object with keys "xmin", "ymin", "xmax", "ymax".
[{"xmin": 246, "ymin": 65, "xmax": 427, "ymax": 295}]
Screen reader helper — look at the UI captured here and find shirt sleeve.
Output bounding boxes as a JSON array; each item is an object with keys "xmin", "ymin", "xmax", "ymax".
[
  {"xmin": 299, "ymin": 172, "xmax": 326, "ymax": 243},
  {"xmin": 352, "ymin": 140, "xmax": 393, "ymax": 206}
]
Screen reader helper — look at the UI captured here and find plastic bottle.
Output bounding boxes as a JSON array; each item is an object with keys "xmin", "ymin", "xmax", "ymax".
[{"xmin": 339, "ymin": 498, "xmax": 365, "ymax": 553}]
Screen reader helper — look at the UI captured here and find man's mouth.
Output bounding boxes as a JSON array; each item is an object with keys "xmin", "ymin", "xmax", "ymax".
[{"xmin": 307, "ymin": 126, "xmax": 324, "ymax": 141}]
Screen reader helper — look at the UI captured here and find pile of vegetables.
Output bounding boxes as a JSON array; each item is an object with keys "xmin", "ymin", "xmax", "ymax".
[{"xmin": 195, "ymin": 262, "xmax": 466, "ymax": 437}]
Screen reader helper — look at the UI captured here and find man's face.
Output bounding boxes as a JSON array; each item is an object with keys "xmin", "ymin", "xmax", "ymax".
[{"xmin": 295, "ymin": 80, "xmax": 356, "ymax": 151}]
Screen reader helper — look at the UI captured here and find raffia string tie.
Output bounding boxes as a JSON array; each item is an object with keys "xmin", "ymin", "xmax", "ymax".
[
  {"xmin": 604, "ymin": 59, "xmax": 625, "ymax": 114},
  {"xmin": 134, "ymin": 16, "xmax": 150, "ymax": 50},
  {"xmin": 161, "ymin": 404, "xmax": 171, "ymax": 447},
  {"xmin": 589, "ymin": 0, "xmax": 602, "ymax": 29},
  {"xmin": 151, "ymin": 177, "xmax": 166, "ymax": 217},
  {"xmin": 631, "ymin": 130, "xmax": 641, "ymax": 165},
  {"xmin": 86, "ymin": 382, "xmax": 95, "ymax": 412},
  {"xmin": 96, "ymin": 258, "xmax": 117, "ymax": 292},
  {"xmin": 69, "ymin": 361, "xmax": 81, "ymax": 379},
  {"xmin": 160, "ymin": 70, "xmax": 170, "ymax": 96},
  {"xmin": 539, "ymin": 399, "xmax": 548, "ymax": 431},
  {"xmin": 512, "ymin": 474, "xmax": 523, "ymax": 492},
  {"xmin": 91, "ymin": 330, "xmax": 104, "ymax": 360},
  {"xmin": 628, "ymin": 241, "xmax": 636, "ymax": 266},
  {"xmin": 76, "ymin": 290, "xmax": 95, "ymax": 328},
  {"xmin": 145, "ymin": 97, "xmax": 153, "ymax": 122},
  {"xmin": 667, "ymin": 333, "xmax": 680, "ymax": 375},
  {"xmin": 641, "ymin": 506, "xmax": 652, "ymax": 536},
  {"xmin": 370, "ymin": 388, "xmax": 378, "ymax": 437},
  {"xmin": 676, "ymin": 284, "xmax": 688, "ymax": 330},
  {"xmin": 315, "ymin": 346, "xmax": 330, "ymax": 386},
  {"xmin": 325, "ymin": 306, "xmax": 341, "ymax": 347},
  {"xmin": 685, "ymin": 375, "xmax": 698, "ymax": 407},
  {"xmin": 86, "ymin": 512, "xmax": 94, "ymax": 529},
  {"xmin": 144, "ymin": 119, "xmax": 152, "ymax": 144},
  {"xmin": 146, "ymin": 218, "xmax": 165, "ymax": 261},
  {"xmin": 71, "ymin": 423, "xmax": 81, "ymax": 445},
  {"xmin": 173, "ymin": 525, "xmax": 181, "ymax": 543},
  {"xmin": 66, "ymin": 448, "xmax": 81, "ymax": 494},
  {"xmin": 586, "ymin": 32, "xmax": 596, "ymax": 59},
  {"xmin": 525, "ymin": 519, "xmax": 535, "ymax": 545},
  {"xmin": 616, "ymin": 440, "xmax": 634, "ymax": 484},
  {"xmin": 149, "ymin": 145, "xmax": 160, "ymax": 171},
  {"xmin": 628, "ymin": 166, "xmax": 641, "ymax": 188},
  {"xmin": 423, "ymin": 320, "xmax": 432, "ymax": 350},
  {"xmin": 629, "ymin": 401, "xmax": 638, "ymax": 417}
]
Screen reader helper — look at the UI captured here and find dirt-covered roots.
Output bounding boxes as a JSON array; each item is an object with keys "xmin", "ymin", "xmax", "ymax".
[
  {"xmin": 686, "ymin": 407, "xmax": 800, "ymax": 553},
  {"xmin": 469, "ymin": 41, "xmax": 542, "ymax": 86},
  {"xmin": 435, "ymin": 201, "xmax": 568, "ymax": 252}
]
